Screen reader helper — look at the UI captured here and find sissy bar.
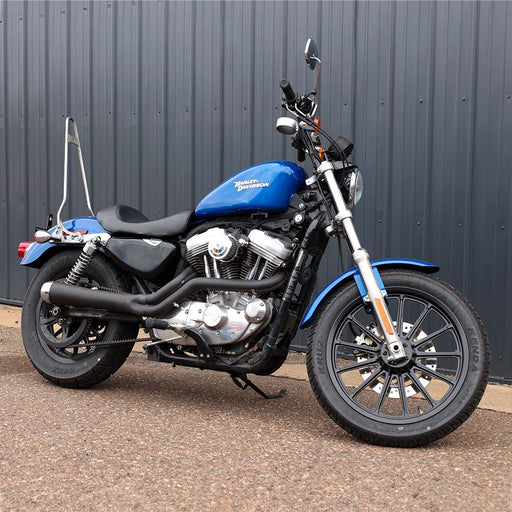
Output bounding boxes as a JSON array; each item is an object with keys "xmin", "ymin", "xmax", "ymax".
[{"xmin": 54, "ymin": 117, "xmax": 95, "ymax": 239}]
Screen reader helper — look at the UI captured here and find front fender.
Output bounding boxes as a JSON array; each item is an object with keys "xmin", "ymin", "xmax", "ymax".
[
  {"xmin": 21, "ymin": 217, "xmax": 107, "ymax": 268},
  {"xmin": 300, "ymin": 258, "xmax": 439, "ymax": 329}
]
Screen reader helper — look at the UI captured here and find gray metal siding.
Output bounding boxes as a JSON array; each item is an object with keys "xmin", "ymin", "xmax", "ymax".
[{"xmin": 0, "ymin": 0, "xmax": 511, "ymax": 380}]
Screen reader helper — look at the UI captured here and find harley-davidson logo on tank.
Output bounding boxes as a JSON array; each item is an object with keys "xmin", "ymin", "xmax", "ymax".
[
  {"xmin": 233, "ymin": 179, "xmax": 270, "ymax": 192},
  {"xmin": 194, "ymin": 161, "xmax": 307, "ymax": 219}
]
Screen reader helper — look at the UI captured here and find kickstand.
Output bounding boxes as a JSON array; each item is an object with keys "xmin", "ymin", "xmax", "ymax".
[{"xmin": 230, "ymin": 374, "xmax": 286, "ymax": 400}]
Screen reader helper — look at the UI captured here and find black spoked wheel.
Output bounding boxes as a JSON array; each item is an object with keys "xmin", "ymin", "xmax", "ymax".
[
  {"xmin": 307, "ymin": 269, "xmax": 489, "ymax": 447},
  {"xmin": 38, "ymin": 274, "xmax": 111, "ymax": 357},
  {"xmin": 22, "ymin": 250, "xmax": 138, "ymax": 388}
]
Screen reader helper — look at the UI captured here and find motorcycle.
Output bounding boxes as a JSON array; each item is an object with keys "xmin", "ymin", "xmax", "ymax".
[{"xmin": 18, "ymin": 38, "xmax": 489, "ymax": 447}]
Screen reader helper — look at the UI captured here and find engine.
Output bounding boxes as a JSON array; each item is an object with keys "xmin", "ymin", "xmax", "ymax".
[
  {"xmin": 185, "ymin": 227, "xmax": 292, "ymax": 281},
  {"xmin": 153, "ymin": 227, "xmax": 293, "ymax": 347}
]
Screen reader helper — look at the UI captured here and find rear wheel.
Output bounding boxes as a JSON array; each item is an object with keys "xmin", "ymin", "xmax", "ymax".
[
  {"xmin": 307, "ymin": 270, "xmax": 489, "ymax": 447},
  {"xmin": 22, "ymin": 251, "xmax": 138, "ymax": 388}
]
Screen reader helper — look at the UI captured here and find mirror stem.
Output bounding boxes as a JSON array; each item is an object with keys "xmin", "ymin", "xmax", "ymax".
[{"xmin": 313, "ymin": 58, "xmax": 322, "ymax": 94}]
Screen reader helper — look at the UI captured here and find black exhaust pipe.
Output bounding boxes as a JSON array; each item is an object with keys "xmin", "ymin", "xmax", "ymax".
[{"xmin": 41, "ymin": 271, "xmax": 287, "ymax": 317}]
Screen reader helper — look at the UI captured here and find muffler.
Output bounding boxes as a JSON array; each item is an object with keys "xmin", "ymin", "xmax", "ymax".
[{"xmin": 40, "ymin": 272, "xmax": 287, "ymax": 318}]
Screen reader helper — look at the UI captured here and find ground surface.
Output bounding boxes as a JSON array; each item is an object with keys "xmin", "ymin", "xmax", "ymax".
[{"xmin": 1, "ymin": 319, "xmax": 511, "ymax": 511}]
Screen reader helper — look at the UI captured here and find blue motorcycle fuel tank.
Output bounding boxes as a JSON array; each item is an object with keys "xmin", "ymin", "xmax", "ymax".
[{"xmin": 194, "ymin": 161, "xmax": 307, "ymax": 219}]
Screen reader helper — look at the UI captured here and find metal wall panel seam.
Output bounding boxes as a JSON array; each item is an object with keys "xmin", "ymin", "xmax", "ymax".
[
  {"xmin": 447, "ymin": 2, "xmax": 463, "ymax": 286},
  {"xmin": 64, "ymin": 0, "xmax": 71, "ymax": 220},
  {"xmin": 0, "ymin": 0, "xmax": 9, "ymax": 299},
  {"xmin": 136, "ymin": 0, "xmax": 142, "ymax": 211},
  {"xmin": 502, "ymin": 1, "xmax": 512, "ymax": 377},
  {"xmin": 22, "ymin": 0, "xmax": 28, "ymax": 249},
  {"xmin": 249, "ymin": 0, "xmax": 256, "ymax": 166},
  {"xmin": 463, "ymin": 0, "xmax": 480, "ymax": 297},
  {"xmin": 7, "ymin": 0, "xmax": 27, "ymax": 298},
  {"xmin": 490, "ymin": 1, "xmax": 511, "ymax": 375},
  {"xmin": 163, "ymin": 0, "xmax": 169, "ymax": 216},
  {"xmin": 384, "ymin": 1, "xmax": 396, "ymax": 259},
  {"xmin": 190, "ymin": 0, "xmax": 196, "ymax": 206},
  {"xmin": 87, "ymin": 0, "xmax": 94, "ymax": 213},
  {"xmin": 43, "ymin": 0, "xmax": 51, "ymax": 224},
  {"xmin": 424, "ymin": 0, "xmax": 437, "ymax": 264}
]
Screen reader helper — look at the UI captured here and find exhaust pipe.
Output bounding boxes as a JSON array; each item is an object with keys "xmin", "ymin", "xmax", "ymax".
[{"xmin": 40, "ymin": 272, "xmax": 287, "ymax": 318}]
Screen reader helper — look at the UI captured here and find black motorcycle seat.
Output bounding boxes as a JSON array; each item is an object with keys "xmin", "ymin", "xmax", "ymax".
[{"xmin": 96, "ymin": 204, "xmax": 193, "ymax": 238}]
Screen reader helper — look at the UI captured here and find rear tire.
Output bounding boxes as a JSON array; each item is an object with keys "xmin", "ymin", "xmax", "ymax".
[
  {"xmin": 307, "ymin": 270, "xmax": 490, "ymax": 447},
  {"xmin": 22, "ymin": 250, "xmax": 138, "ymax": 388}
]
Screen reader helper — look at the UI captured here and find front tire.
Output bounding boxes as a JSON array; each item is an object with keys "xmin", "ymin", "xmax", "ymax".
[
  {"xmin": 307, "ymin": 269, "xmax": 489, "ymax": 447},
  {"xmin": 22, "ymin": 251, "xmax": 138, "ymax": 388}
]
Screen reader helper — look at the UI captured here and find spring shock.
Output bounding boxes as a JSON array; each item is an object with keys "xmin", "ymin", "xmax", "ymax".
[{"xmin": 65, "ymin": 239, "xmax": 99, "ymax": 285}]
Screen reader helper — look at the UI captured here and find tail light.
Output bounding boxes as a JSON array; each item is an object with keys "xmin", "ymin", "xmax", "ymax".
[{"xmin": 18, "ymin": 242, "xmax": 32, "ymax": 258}]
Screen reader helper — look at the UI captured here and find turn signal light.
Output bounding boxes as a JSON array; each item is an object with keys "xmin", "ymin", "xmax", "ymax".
[
  {"xmin": 314, "ymin": 116, "xmax": 321, "ymax": 132},
  {"xmin": 18, "ymin": 242, "xmax": 32, "ymax": 259},
  {"xmin": 34, "ymin": 230, "xmax": 53, "ymax": 243}
]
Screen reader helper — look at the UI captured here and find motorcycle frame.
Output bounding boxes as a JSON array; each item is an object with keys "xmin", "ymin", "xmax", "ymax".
[
  {"xmin": 33, "ymin": 96, "xmax": 409, "ymax": 369},
  {"xmin": 33, "ymin": 119, "xmax": 408, "ymax": 370},
  {"xmin": 33, "ymin": 132, "xmax": 330, "ymax": 374}
]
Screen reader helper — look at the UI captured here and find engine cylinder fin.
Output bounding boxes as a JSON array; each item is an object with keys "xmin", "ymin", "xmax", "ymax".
[
  {"xmin": 187, "ymin": 227, "xmax": 291, "ymax": 282},
  {"xmin": 219, "ymin": 260, "xmax": 241, "ymax": 280}
]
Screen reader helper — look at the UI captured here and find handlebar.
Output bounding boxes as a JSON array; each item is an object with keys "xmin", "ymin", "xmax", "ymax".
[{"xmin": 280, "ymin": 79, "xmax": 297, "ymax": 103}]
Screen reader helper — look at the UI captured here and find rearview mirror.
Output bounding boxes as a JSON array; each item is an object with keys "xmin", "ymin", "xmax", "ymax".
[{"xmin": 305, "ymin": 38, "xmax": 320, "ymax": 70}]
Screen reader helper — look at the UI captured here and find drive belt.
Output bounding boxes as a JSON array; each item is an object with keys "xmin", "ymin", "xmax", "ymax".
[{"xmin": 66, "ymin": 337, "xmax": 159, "ymax": 349}]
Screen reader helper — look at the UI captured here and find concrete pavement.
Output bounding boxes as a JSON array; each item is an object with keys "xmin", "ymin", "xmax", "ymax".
[
  {"xmin": 2, "ymin": 304, "xmax": 511, "ymax": 414},
  {"xmin": 1, "ymin": 305, "xmax": 511, "ymax": 511}
]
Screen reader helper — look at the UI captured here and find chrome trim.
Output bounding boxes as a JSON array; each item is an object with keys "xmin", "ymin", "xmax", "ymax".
[
  {"xmin": 305, "ymin": 175, "xmax": 317, "ymax": 187},
  {"xmin": 320, "ymin": 160, "xmax": 406, "ymax": 361},
  {"xmin": 276, "ymin": 117, "xmax": 298, "ymax": 135},
  {"xmin": 324, "ymin": 223, "xmax": 337, "ymax": 237},
  {"xmin": 34, "ymin": 230, "xmax": 54, "ymax": 243},
  {"xmin": 40, "ymin": 281, "xmax": 53, "ymax": 304},
  {"xmin": 49, "ymin": 232, "xmax": 111, "ymax": 246},
  {"xmin": 160, "ymin": 299, "xmax": 272, "ymax": 346},
  {"xmin": 248, "ymin": 229, "xmax": 293, "ymax": 264},
  {"xmin": 56, "ymin": 117, "xmax": 94, "ymax": 237}
]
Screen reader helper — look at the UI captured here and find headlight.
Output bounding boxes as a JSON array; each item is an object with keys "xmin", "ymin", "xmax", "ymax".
[{"xmin": 346, "ymin": 169, "xmax": 364, "ymax": 208}]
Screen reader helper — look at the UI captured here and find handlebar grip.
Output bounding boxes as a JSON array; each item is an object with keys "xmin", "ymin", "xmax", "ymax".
[
  {"xmin": 297, "ymin": 146, "xmax": 305, "ymax": 162},
  {"xmin": 280, "ymin": 79, "xmax": 297, "ymax": 103}
]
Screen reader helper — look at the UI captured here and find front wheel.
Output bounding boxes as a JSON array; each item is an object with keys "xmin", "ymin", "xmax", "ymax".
[{"xmin": 307, "ymin": 269, "xmax": 489, "ymax": 447}]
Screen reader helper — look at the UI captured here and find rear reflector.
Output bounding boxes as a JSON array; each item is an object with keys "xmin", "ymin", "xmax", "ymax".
[
  {"xmin": 70, "ymin": 230, "xmax": 88, "ymax": 235},
  {"xmin": 18, "ymin": 242, "xmax": 32, "ymax": 258}
]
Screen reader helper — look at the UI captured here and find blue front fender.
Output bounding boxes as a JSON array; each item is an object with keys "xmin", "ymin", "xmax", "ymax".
[
  {"xmin": 300, "ymin": 258, "xmax": 439, "ymax": 329},
  {"xmin": 21, "ymin": 217, "xmax": 107, "ymax": 268}
]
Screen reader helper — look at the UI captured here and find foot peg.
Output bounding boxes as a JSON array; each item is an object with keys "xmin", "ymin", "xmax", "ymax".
[{"xmin": 230, "ymin": 374, "xmax": 286, "ymax": 400}]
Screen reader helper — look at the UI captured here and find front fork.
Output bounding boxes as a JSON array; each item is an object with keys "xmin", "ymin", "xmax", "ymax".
[{"xmin": 318, "ymin": 161, "xmax": 407, "ymax": 362}]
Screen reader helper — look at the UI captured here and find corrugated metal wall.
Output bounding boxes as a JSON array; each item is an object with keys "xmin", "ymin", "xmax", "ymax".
[{"xmin": 1, "ymin": 0, "xmax": 511, "ymax": 380}]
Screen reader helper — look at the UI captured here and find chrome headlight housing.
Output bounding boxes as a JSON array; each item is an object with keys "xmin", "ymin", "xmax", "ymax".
[{"xmin": 343, "ymin": 169, "xmax": 364, "ymax": 208}]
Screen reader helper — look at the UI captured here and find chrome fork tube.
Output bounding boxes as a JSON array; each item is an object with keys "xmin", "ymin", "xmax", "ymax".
[{"xmin": 318, "ymin": 161, "xmax": 406, "ymax": 361}]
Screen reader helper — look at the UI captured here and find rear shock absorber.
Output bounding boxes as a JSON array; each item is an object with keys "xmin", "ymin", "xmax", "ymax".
[{"xmin": 65, "ymin": 238, "xmax": 100, "ymax": 285}]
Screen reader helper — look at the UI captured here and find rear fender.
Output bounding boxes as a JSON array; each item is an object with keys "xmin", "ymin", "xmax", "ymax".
[
  {"xmin": 20, "ymin": 217, "xmax": 107, "ymax": 268},
  {"xmin": 300, "ymin": 258, "xmax": 439, "ymax": 329}
]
